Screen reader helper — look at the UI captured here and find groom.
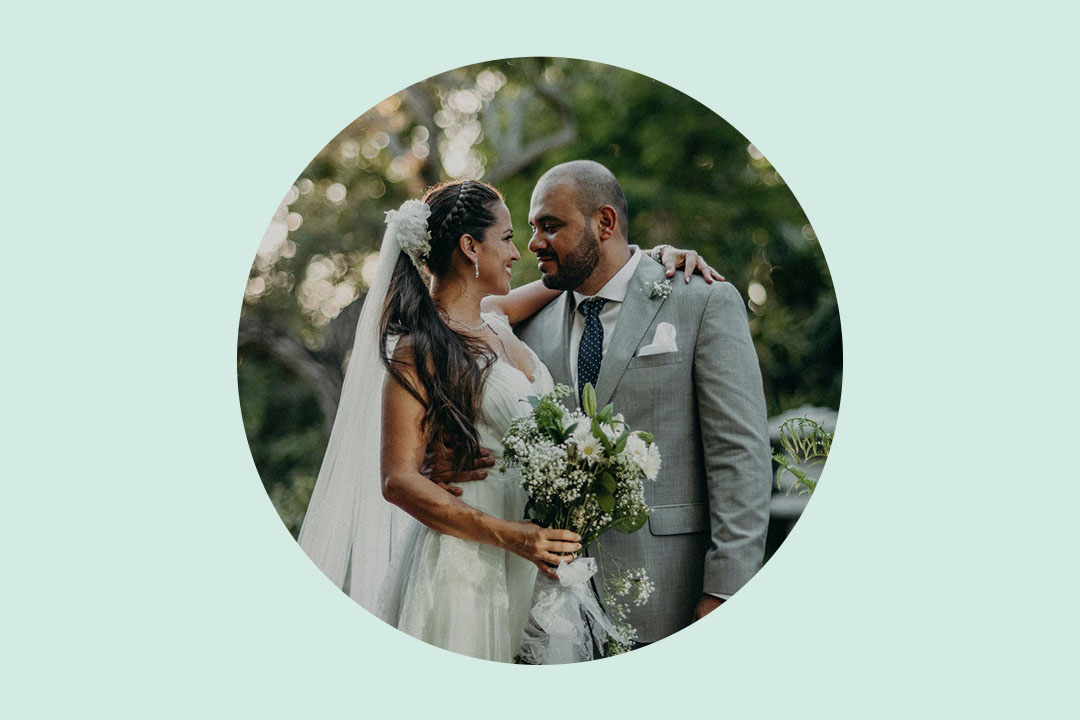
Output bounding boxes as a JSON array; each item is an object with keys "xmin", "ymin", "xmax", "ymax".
[{"xmin": 515, "ymin": 160, "xmax": 772, "ymax": 644}]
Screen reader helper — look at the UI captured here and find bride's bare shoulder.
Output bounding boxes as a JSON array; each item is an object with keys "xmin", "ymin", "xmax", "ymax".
[
  {"xmin": 386, "ymin": 333, "xmax": 415, "ymax": 365},
  {"xmin": 386, "ymin": 334, "xmax": 434, "ymax": 370},
  {"xmin": 383, "ymin": 335, "xmax": 435, "ymax": 403}
]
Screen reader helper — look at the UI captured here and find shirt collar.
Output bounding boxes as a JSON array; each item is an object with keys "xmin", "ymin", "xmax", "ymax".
[{"xmin": 572, "ymin": 247, "xmax": 643, "ymax": 308}]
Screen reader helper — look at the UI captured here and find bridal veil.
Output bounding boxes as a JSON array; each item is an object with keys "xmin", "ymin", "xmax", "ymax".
[{"xmin": 297, "ymin": 217, "xmax": 412, "ymax": 612}]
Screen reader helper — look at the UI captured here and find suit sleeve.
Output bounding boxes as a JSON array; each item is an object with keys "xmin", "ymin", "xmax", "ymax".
[{"xmin": 693, "ymin": 281, "xmax": 772, "ymax": 596}]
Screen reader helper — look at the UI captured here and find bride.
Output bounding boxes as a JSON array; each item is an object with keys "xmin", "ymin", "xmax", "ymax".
[{"xmin": 298, "ymin": 179, "xmax": 717, "ymax": 662}]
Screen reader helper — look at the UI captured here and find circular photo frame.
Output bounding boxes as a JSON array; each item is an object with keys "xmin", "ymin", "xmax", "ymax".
[{"xmin": 237, "ymin": 57, "xmax": 841, "ymax": 664}]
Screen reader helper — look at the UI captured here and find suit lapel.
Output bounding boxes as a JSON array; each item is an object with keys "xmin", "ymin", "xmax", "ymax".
[
  {"xmin": 533, "ymin": 291, "xmax": 574, "ymax": 387},
  {"xmin": 594, "ymin": 258, "xmax": 668, "ymax": 408}
]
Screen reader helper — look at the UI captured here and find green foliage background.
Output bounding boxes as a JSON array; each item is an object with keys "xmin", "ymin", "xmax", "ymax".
[{"xmin": 237, "ymin": 58, "xmax": 842, "ymax": 537}]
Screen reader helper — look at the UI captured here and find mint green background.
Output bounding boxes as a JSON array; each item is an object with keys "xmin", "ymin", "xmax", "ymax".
[{"xmin": 4, "ymin": 2, "xmax": 1077, "ymax": 717}]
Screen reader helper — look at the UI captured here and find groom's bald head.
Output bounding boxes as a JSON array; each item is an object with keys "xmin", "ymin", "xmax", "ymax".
[
  {"xmin": 534, "ymin": 160, "xmax": 629, "ymax": 241},
  {"xmin": 529, "ymin": 160, "xmax": 634, "ymax": 295}
]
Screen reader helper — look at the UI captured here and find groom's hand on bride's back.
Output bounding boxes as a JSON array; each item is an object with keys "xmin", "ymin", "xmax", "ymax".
[{"xmin": 422, "ymin": 437, "xmax": 496, "ymax": 496}]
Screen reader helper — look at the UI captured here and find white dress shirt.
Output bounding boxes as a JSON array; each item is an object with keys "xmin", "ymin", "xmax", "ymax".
[{"xmin": 568, "ymin": 248, "xmax": 644, "ymax": 389}]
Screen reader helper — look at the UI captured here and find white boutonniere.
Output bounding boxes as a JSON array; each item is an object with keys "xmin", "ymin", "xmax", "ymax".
[{"xmin": 648, "ymin": 279, "xmax": 672, "ymax": 299}]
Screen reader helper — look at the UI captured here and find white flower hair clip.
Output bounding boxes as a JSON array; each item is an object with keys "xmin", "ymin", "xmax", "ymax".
[{"xmin": 384, "ymin": 199, "xmax": 432, "ymax": 270}]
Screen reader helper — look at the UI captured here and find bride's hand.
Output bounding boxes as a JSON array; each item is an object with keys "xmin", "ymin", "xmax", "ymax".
[
  {"xmin": 654, "ymin": 245, "xmax": 725, "ymax": 285},
  {"xmin": 505, "ymin": 521, "xmax": 582, "ymax": 579}
]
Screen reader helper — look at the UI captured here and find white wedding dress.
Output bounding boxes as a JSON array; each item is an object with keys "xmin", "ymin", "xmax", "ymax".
[{"xmin": 375, "ymin": 314, "xmax": 555, "ymax": 662}]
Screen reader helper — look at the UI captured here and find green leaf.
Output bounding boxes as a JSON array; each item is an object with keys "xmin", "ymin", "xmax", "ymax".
[
  {"xmin": 772, "ymin": 416, "xmax": 832, "ymax": 496},
  {"xmin": 614, "ymin": 508, "xmax": 649, "ymax": 533},
  {"xmin": 596, "ymin": 471, "xmax": 616, "ymax": 494},
  {"xmin": 597, "ymin": 492, "xmax": 615, "ymax": 513},
  {"xmin": 599, "ymin": 403, "xmax": 614, "ymax": 422},
  {"xmin": 591, "ymin": 417, "xmax": 613, "ymax": 453},
  {"xmin": 636, "ymin": 431, "xmax": 653, "ymax": 445},
  {"xmin": 613, "ymin": 430, "xmax": 629, "ymax": 455},
  {"xmin": 534, "ymin": 400, "xmax": 567, "ymax": 440}
]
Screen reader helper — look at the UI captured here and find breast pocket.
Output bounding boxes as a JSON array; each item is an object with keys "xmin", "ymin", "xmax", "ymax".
[
  {"xmin": 626, "ymin": 350, "xmax": 686, "ymax": 370},
  {"xmin": 648, "ymin": 503, "xmax": 709, "ymax": 536}
]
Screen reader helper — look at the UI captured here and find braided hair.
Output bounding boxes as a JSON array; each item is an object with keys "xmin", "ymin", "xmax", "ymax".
[
  {"xmin": 423, "ymin": 180, "xmax": 502, "ymax": 274},
  {"xmin": 379, "ymin": 180, "xmax": 504, "ymax": 470}
]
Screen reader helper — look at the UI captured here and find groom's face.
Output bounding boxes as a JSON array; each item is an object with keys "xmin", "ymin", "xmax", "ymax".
[{"xmin": 528, "ymin": 181, "xmax": 600, "ymax": 291}]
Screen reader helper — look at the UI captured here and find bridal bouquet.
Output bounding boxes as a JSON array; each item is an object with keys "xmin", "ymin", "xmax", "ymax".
[{"xmin": 500, "ymin": 383, "xmax": 659, "ymax": 662}]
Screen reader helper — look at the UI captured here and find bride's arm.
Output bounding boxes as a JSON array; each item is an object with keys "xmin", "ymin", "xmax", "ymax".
[
  {"xmin": 480, "ymin": 280, "xmax": 559, "ymax": 327},
  {"xmin": 479, "ymin": 246, "xmax": 726, "ymax": 327},
  {"xmin": 380, "ymin": 342, "xmax": 580, "ymax": 577}
]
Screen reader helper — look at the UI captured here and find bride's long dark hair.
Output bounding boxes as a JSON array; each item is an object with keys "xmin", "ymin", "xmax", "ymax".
[{"xmin": 379, "ymin": 180, "xmax": 502, "ymax": 469}]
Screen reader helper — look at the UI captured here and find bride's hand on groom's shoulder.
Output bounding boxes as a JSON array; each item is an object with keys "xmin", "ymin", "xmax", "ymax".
[
  {"xmin": 422, "ymin": 438, "xmax": 496, "ymax": 496},
  {"xmin": 656, "ymin": 245, "xmax": 726, "ymax": 285}
]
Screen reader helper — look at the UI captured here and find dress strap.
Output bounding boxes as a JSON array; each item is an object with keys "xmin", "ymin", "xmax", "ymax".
[{"xmin": 481, "ymin": 310, "xmax": 512, "ymax": 332}]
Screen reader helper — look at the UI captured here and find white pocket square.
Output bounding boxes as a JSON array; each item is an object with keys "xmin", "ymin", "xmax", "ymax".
[{"xmin": 636, "ymin": 322, "xmax": 678, "ymax": 357}]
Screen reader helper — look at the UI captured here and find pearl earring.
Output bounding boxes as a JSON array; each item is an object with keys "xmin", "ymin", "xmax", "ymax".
[{"xmin": 474, "ymin": 258, "xmax": 479, "ymax": 278}]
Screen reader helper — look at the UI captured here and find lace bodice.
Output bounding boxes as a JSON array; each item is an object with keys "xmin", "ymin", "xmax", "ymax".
[{"xmin": 476, "ymin": 313, "xmax": 555, "ymax": 456}]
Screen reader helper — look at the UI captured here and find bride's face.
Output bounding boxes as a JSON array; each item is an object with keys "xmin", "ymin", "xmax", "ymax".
[{"xmin": 474, "ymin": 201, "xmax": 519, "ymax": 296}]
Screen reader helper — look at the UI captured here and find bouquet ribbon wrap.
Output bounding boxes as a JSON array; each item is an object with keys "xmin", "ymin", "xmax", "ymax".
[{"xmin": 518, "ymin": 557, "xmax": 625, "ymax": 664}]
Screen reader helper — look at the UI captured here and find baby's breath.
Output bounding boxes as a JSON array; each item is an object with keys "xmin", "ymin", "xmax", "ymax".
[{"xmin": 502, "ymin": 383, "xmax": 662, "ymax": 655}]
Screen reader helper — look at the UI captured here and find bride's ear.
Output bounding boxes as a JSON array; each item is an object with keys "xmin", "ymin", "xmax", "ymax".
[{"xmin": 458, "ymin": 233, "xmax": 479, "ymax": 265}]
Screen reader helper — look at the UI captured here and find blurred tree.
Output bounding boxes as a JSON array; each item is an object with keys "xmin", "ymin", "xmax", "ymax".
[{"xmin": 237, "ymin": 58, "xmax": 841, "ymax": 536}]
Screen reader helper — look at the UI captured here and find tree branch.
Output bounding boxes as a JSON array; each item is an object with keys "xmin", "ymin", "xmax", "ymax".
[
  {"xmin": 484, "ymin": 75, "xmax": 577, "ymax": 185},
  {"xmin": 237, "ymin": 313, "xmax": 345, "ymax": 433}
]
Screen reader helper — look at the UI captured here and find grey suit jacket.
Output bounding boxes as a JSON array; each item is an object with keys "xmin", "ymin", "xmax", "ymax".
[{"xmin": 516, "ymin": 256, "xmax": 771, "ymax": 642}]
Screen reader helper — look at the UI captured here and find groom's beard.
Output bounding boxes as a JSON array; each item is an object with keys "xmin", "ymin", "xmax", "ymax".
[{"xmin": 538, "ymin": 226, "xmax": 600, "ymax": 291}]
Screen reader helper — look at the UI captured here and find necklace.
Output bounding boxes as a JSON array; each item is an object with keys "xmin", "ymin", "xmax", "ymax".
[{"xmin": 442, "ymin": 314, "xmax": 489, "ymax": 333}]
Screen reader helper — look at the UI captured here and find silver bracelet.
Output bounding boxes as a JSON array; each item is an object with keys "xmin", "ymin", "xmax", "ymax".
[{"xmin": 647, "ymin": 244, "xmax": 671, "ymax": 261}]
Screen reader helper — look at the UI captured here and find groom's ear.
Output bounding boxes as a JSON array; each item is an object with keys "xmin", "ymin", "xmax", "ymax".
[{"xmin": 596, "ymin": 205, "xmax": 618, "ymax": 241}]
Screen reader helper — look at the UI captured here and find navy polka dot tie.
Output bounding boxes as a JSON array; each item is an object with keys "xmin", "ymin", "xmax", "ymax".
[{"xmin": 577, "ymin": 297, "xmax": 607, "ymax": 408}]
